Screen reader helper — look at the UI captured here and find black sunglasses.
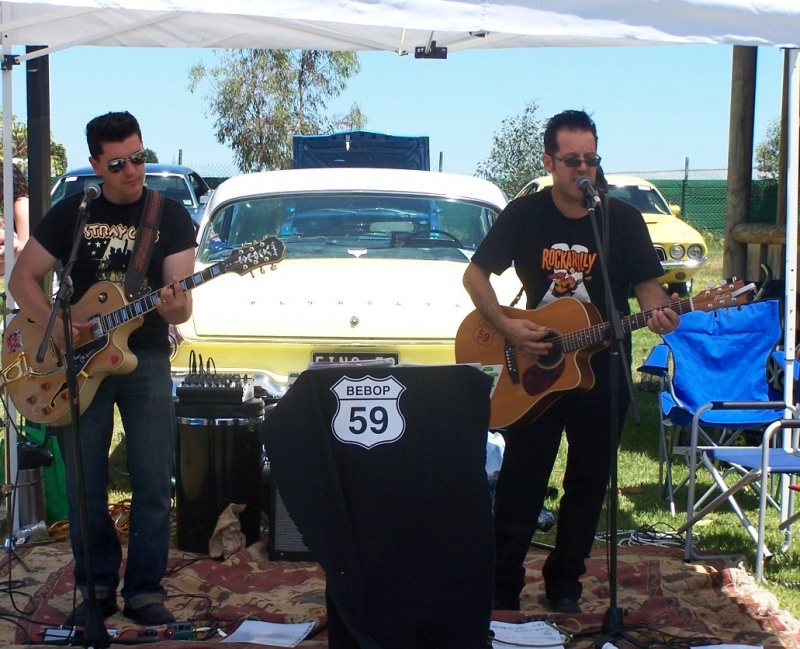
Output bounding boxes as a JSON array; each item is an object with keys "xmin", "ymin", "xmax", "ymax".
[
  {"xmin": 553, "ymin": 154, "xmax": 602, "ymax": 168},
  {"xmin": 106, "ymin": 150, "xmax": 147, "ymax": 174}
]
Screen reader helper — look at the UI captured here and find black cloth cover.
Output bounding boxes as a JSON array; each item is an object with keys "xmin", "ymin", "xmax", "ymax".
[{"xmin": 260, "ymin": 364, "xmax": 494, "ymax": 649}]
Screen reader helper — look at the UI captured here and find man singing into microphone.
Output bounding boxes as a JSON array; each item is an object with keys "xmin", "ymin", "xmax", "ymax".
[
  {"xmin": 463, "ymin": 109, "xmax": 679, "ymax": 613},
  {"xmin": 9, "ymin": 111, "xmax": 196, "ymax": 627}
]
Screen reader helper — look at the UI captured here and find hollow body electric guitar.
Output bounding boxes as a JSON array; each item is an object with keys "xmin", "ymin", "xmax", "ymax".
[
  {"xmin": 1, "ymin": 236, "xmax": 285, "ymax": 426},
  {"xmin": 455, "ymin": 279, "xmax": 754, "ymax": 430}
]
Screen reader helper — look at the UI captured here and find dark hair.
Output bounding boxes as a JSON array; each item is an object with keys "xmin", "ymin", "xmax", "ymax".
[
  {"xmin": 85, "ymin": 111, "xmax": 142, "ymax": 159},
  {"xmin": 595, "ymin": 165, "xmax": 609, "ymax": 191},
  {"xmin": 543, "ymin": 109, "xmax": 598, "ymax": 157},
  {"xmin": 0, "ymin": 161, "xmax": 29, "ymax": 203}
]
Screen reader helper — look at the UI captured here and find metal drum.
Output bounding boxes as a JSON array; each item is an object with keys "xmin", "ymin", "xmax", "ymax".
[{"xmin": 175, "ymin": 398, "xmax": 265, "ymax": 554}]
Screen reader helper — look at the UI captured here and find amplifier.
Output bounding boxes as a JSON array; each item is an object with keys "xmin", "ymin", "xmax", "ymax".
[
  {"xmin": 176, "ymin": 372, "xmax": 254, "ymax": 404},
  {"xmin": 268, "ymin": 482, "xmax": 313, "ymax": 561}
]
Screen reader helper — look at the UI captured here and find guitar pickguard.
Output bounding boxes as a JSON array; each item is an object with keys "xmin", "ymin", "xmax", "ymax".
[
  {"xmin": 73, "ymin": 334, "xmax": 112, "ymax": 375},
  {"xmin": 522, "ymin": 360, "xmax": 565, "ymax": 396}
]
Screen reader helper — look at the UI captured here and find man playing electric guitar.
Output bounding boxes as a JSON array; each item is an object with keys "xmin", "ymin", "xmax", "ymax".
[
  {"xmin": 8, "ymin": 111, "xmax": 196, "ymax": 628},
  {"xmin": 462, "ymin": 110, "xmax": 679, "ymax": 614}
]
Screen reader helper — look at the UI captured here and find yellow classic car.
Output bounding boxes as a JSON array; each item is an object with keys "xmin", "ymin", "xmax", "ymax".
[
  {"xmin": 517, "ymin": 174, "xmax": 707, "ymax": 295},
  {"xmin": 171, "ymin": 167, "xmax": 521, "ymax": 399}
]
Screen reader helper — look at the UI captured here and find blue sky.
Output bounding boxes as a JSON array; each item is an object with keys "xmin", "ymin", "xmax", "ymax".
[{"xmin": 8, "ymin": 43, "xmax": 787, "ymax": 177}]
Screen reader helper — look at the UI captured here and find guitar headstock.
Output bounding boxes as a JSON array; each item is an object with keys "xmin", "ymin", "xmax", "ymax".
[
  {"xmin": 222, "ymin": 236, "xmax": 286, "ymax": 275},
  {"xmin": 689, "ymin": 278, "xmax": 756, "ymax": 313}
]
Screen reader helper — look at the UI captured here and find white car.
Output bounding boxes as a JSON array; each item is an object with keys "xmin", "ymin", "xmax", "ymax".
[{"xmin": 171, "ymin": 167, "xmax": 521, "ymax": 398}]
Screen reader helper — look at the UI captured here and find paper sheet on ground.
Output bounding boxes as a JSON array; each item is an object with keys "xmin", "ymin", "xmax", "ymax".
[
  {"xmin": 491, "ymin": 620, "xmax": 565, "ymax": 648},
  {"xmin": 221, "ymin": 619, "xmax": 315, "ymax": 647}
]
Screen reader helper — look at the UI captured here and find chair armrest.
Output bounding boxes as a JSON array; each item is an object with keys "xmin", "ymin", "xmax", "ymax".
[
  {"xmin": 771, "ymin": 351, "xmax": 800, "ymax": 380},
  {"xmin": 637, "ymin": 344, "xmax": 670, "ymax": 377}
]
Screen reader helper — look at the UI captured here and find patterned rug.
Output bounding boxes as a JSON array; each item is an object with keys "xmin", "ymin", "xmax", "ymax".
[{"xmin": 0, "ymin": 541, "xmax": 797, "ymax": 648}]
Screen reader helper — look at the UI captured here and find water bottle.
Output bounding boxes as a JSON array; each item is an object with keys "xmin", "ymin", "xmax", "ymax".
[{"xmin": 9, "ymin": 520, "xmax": 48, "ymax": 545}]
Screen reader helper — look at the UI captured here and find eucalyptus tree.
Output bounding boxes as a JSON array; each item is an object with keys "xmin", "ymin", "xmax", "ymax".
[{"xmin": 189, "ymin": 49, "xmax": 365, "ymax": 172}]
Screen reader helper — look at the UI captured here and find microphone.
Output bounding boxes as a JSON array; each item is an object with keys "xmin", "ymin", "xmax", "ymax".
[
  {"xmin": 576, "ymin": 176, "xmax": 601, "ymax": 206},
  {"xmin": 78, "ymin": 183, "xmax": 102, "ymax": 211}
]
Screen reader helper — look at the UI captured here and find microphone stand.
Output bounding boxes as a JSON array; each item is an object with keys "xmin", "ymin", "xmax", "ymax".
[
  {"xmin": 36, "ymin": 203, "xmax": 110, "ymax": 649},
  {"xmin": 584, "ymin": 192, "xmax": 640, "ymax": 635}
]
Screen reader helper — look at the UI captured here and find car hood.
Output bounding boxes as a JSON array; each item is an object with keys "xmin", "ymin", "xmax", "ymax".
[
  {"xmin": 640, "ymin": 212, "xmax": 704, "ymax": 242},
  {"xmin": 182, "ymin": 257, "xmax": 520, "ymax": 340},
  {"xmin": 292, "ymin": 131, "xmax": 430, "ymax": 171}
]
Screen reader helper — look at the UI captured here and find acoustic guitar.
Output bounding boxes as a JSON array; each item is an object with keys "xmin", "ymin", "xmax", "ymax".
[
  {"xmin": 1, "ymin": 236, "xmax": 285, "ymax": 426},
  {"xmin": 455, "ymin": 279, "xmax": 754, "ymax": 429}
]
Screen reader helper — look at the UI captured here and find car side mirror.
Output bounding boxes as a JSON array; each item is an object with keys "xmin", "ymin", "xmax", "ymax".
[{"xmin": 669, "ymin": 204, "xmax": 681, "ymax": 216}]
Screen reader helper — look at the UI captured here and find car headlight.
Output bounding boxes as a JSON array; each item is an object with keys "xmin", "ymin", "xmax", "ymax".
[
  {"xmin": 669, "ymin": 244, "xmax": 686, "ymax": 260},
  {"xmin": 687, "ymin": 244, "xmax": 705, "ymax": 260}
]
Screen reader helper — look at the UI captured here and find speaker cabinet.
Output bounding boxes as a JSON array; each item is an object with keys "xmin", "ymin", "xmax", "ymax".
[{"xmin": 268, "ymin": 482, "xmax": 313, "ymax": 561}]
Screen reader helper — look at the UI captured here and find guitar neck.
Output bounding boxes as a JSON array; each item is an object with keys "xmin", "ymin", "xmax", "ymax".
[
  {"xmin": 562, "ymin": 296, "xmax": 699, "ymax": 353},
  {"xmin": 98, "ymin": 266, "xmax": 219, "ymax": 334},
  {"xmin": 93, "ymin": 235, "xmax": 284, "ymax": 335}
]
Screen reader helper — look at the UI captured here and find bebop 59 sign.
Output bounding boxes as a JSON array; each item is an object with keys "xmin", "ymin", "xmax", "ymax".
[{"xmin": 330, "ymin": 375, "xmax": 407, "ymax": 449}]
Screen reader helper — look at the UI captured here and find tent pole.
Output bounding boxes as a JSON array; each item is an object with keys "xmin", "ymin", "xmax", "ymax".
[
  {"xmin": 1, "ymin": 48, "xmax": 20, "ymax": 537},
  {"xmin": 783, "ymin": 49, "xmax": 798, "ymax": 413},
  {"xmin": 781, "ymin": 49, "xmax": 799, "ymax": 526}
]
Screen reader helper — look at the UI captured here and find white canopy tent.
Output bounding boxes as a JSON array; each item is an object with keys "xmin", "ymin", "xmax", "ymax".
[
  {"xmin": 2, "ymin": 0, "xmax": 800, "ymax": 51},
  {"xmin": 0, "ymin": 1, "xmax": 798, "ymax": 509}
]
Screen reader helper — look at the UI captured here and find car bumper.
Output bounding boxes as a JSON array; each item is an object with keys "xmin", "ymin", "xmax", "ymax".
[
  {"xmin": 170, "ymin": 339, "xmax": 459, "ymax": 398},
  {"xmin": 657, "ymin": 256, "xmax": 708, "ymax": 284}
]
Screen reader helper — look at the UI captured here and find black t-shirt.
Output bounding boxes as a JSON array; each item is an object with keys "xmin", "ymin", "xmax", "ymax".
[
  {"xmin": 472, "ymin": 187, "xmax": 663, "ymax": 320},
  {"xmin": 34, "ymin": 187, "xmax": 197, "ymax": 351}
]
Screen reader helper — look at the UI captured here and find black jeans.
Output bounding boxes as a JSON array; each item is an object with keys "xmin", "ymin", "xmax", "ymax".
[{"xmin": 493, "ymin": 354, "xmax": 630, "ymax": 604}]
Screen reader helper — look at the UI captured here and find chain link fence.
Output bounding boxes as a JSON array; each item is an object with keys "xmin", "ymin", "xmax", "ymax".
[
  {"xmin": 621, "ymin": 167, "xmax": 780, "ymax": 237},
  {"xmin": 184, "ymin": 162, "xmax": 240, "ymax": 190}
]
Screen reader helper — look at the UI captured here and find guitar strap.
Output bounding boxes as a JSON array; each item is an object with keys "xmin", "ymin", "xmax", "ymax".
[
  {"xmin": 125, "ymin": 187, "xmax": 164, "ymax": 300},
  {"xmin": 602, "ymin": 190, "xmax": 611, "ymax": 255}
]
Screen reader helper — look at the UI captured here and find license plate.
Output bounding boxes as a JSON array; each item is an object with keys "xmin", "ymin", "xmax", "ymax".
[{"xmin": 310, "ymin": 351, "xmax": 399, "ymax": 364}]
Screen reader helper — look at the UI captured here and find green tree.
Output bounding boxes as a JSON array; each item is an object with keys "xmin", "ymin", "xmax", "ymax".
[
  {"xmin": 755, "ymin": 118, "xmax": 780, "ymax": 179},
  {"xmin": 0, "ymin": 110, "xmax": 68, "ymax": 176},
  {"xmin": 145, "ymin": 148, "xmax": 159, "ymax": 163},
  {"xmin": 189, "ymin": 49, "xmax": 365, "ymax": 172},
  {"xmin": 476, "ymin": 100, "xmax": 546, "ymax": 197}
]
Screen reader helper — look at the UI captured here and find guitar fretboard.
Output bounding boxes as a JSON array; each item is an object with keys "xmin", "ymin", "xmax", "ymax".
[
  {"xmin": 94, "ymin": 237, "xmax": 284, "ymax": 334},
  {"xmin": 558, "ymin": 285, "xmax": 753, "ymax": 353},
  {"xmin": 97, "ymin": 265, "xmax": 223, "ymax": 333}
]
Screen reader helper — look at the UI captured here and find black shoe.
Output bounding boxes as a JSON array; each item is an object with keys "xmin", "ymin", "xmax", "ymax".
[
  {"xmin": 548, "ymin": 597, "xmax": 582, "ymax": 614},
  {"xmin": 66, "ymin": 593, "xmax": 119, "ymax": 627},
  {"xmin": 123, "ymin": 602, "xmax": 175, "ymax": 626}
]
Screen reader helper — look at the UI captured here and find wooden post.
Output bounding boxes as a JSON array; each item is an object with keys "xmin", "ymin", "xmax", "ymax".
[{"xmin": 724, "ymin": 46, "xmax": 758, "ymax": 281}]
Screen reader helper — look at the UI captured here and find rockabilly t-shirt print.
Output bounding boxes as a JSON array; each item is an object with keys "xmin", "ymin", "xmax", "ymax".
[
  {"xmin": 539, "ymin": 242, "xmax": 596, "ymax": 306},
  {"xmin": 84, "ymin": 222, "xmax": 140, "ymax": 288}
]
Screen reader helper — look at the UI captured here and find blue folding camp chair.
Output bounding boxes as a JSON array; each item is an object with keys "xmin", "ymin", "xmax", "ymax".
[{"xmin": 639, "ymin": 298, "xmax": 786, "ymax": 516}]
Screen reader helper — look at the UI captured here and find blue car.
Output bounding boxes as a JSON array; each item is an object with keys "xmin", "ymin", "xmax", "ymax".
[{"xmin": 51, "ymin": 163, "xmax": 211, "ymax": 225}]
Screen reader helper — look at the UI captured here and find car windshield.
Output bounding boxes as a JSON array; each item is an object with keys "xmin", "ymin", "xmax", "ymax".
[
  {"xmin": 198, "ymin": 192, "xmax": 500, "ymax": 263},
  {"xmin": 51, "ymin": 173, "xmax": 194, "ymax": 206},
  {"xmin": 608, "ymin": 184, "xmax": 672, "ymax": 216},
  {"xmin": 145, "ymin": 175, "xmax": 194, "ymax": 206}
]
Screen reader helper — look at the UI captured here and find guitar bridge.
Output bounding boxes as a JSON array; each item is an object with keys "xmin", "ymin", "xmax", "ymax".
[
  {"xmin": 0, "ymin": 353, "xmax": 29, "ymax": 387},
  {"xmin": 504, "ymin": 341, "xmax": 520, "ymax": 384}
]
